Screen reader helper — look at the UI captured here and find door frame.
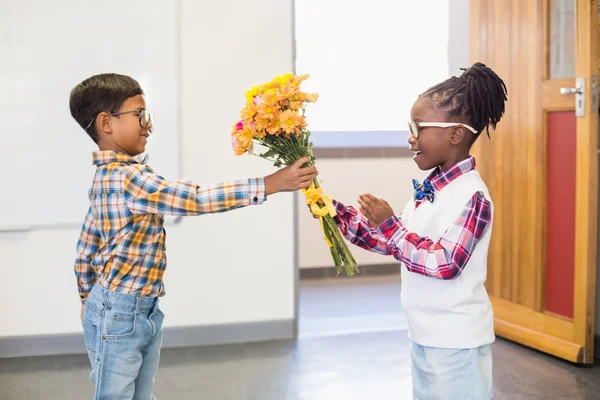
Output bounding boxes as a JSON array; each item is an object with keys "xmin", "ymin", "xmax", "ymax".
[{"xmin": 471, "ymin": 0, "xmax": 598, "ymax": 363}]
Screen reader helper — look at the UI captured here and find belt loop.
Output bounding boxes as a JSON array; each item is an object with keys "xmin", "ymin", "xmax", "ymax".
[
  {"xmin": 134, "ymin": 297, "xmax": 141, "ymax": 315},
  {"xmin": 102, "ymin": 287, "xmax": 112, "ymax": 310}
]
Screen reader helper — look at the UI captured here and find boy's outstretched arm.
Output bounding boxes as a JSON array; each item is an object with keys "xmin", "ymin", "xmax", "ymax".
[
  {"xmin": 361, "ymin": 192, "xmax": 492, "ymax": 280},
  {"xmin": 124, "ymin": 157, "xmax": 317, "ymax": 216},
  {"xmin": 74, "ymin": 207, "xmax": 101, "ymax": 304}
]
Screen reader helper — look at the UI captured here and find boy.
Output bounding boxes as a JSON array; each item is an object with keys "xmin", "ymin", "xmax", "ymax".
[
  {"xmin": 325, "ymin": 63, "xmax": 507, "ymax": 399},
  {"xmin": 70, "ymin": 73, "xmax": 318, "ymax": 399}
]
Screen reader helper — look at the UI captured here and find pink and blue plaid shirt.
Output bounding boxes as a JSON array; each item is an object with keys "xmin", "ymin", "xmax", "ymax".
[
  {"xmin": 333, "ymin": 156, "xmax": 491, "ymax": 280},
  {"xmin": 74, "ymin": 151, "xmax": 265, "ymax": 303}
]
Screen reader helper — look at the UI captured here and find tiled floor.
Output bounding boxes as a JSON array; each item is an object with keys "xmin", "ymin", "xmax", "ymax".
[
  {"xmin": 299, "ymin": 275, "xmax": 407, "ymax": 338},
  {"xmin": 1, "ymin": 276, "xmax": 599, "ymax": 399}
]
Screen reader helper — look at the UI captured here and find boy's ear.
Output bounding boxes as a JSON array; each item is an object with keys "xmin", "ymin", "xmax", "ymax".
[
  {"xmin": 96, "ymin": 112, "xmax": 113, "ymax": 135},
  {"xmin": 449, "ymin": 126, "xmax": 467, "ymax": 146}
]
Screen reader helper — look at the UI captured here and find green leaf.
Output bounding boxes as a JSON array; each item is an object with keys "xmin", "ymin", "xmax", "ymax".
[{"xmin": 260, "ymin": 149, "xmax": 277, "ymax": 159}]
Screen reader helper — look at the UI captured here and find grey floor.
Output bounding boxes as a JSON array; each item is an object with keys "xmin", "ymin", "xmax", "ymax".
[{"xmin": 1, "ymin": 276, "xmax": 599, "ymax": 400}]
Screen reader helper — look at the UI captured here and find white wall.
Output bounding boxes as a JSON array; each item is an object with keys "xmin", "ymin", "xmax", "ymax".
[
  {"xmin": 0, "ymin": 0, "xmax": 295, "ymax": 338},
  {"xmin": 447, "ymin": 0, "xmax": 471, "ymax": 75},
  {"xmin": 295, "ymin": 0, "xmax": 449, "ymax": 130}
]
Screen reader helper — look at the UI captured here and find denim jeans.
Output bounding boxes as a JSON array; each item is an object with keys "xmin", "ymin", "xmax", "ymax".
[
  {"xmin": 411, "ymin": 342, "xmax": 493, "ymax": 400},
  {"xmin": 83, "ymin": 283, "xmax": 164, "ymax": 400}
]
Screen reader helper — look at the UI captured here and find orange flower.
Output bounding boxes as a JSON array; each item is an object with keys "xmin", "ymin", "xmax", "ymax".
[
  {"xmin": 232, "ymin": 131, "xmax": 251, "ymax": 155},
  {"xmin": 233, "ymin": 125, "xmax": 256, "ymax": 155},
  {"xmin": 267, "ymin": 112, "xmax": 282, "ymax": 135},
  {"xmin": 288, "ymin": 100, "xmax": 303, "ymax": 110},
  {"xmin": 305, "ymin": 93, "xmax": 319, "ymax": 103},
  {"xmin": 255, "ymin": 115, "xmax": 270, "ymax": 132},
  {"xmin": 257, "ymin": 101, "xmax": 278, "ymax": 121},
  {"xmin": 290, "ymin": 74, "xmax": 310, "ymax": 87},
  {"xmin": 262, "ymin": 89, "xmax": 277, "ymax": 101},
  {"xmin": 279, "ymin": 110, "xmax": 307, "ymax": 136},
  {"xmin": 277, "ymin": 83, "xmax": 299, "ymax": 101},
  {"xmin": 253, "ymin": 122, "xmax": 266, "ymax": 139},
  {"xmin": 240, "ymin": 103, "xmax": 257, "ymax": 122},
  {"xmin": 241, "ymin": 124, "xmax": 256, "ymax": 140},
  {"xmin": 296, "ymin": 92, "xmax": 319, "ymax": 103}
]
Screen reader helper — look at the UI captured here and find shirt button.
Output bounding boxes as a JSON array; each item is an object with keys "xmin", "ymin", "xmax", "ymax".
[{"xmin": 253, "ymin": 196, "xmax": 259, "ymax": 203}]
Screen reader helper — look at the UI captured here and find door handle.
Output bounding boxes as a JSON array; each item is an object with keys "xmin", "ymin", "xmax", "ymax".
[
  {"xmin": 560, "ymin": 78, "xmax": 586, "ymax": 117},
  {"xmin": 560, "ymin": 87, "xmax": 583, "ymax": 95}
]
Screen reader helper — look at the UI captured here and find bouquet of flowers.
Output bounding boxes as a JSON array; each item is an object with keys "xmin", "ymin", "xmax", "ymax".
[{"xmin": 231, "ymin": 73, "xmax": 359, "ymax": 276}]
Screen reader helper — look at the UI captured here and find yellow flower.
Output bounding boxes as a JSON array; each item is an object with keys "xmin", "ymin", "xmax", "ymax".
[
  {"xmin": 272, "ymin": 73, "xmax": 293, "ymax": 86},
  {"xmin": 245, "ymin": 85, "xmax": 261, "ymax": 104},
  {"xmin": 279, "ymin": 110, "xmax": 307, "ymax": 136}
]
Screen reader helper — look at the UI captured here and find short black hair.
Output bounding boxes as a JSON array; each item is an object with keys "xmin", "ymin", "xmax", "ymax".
[
  {"xmin": 421, "ymin": 62, "xmax": 508, "ymax": 141},
  {"xmin": 69, "ymin": 73, "xmax": 143, "ymax": 143}
]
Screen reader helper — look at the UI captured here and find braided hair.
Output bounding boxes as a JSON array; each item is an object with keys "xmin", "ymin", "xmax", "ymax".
[{"xmin": 421, "ymin": 62, "xmax": 508, "ymax": 140}]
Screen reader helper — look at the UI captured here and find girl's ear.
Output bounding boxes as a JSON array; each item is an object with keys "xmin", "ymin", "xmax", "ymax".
[{"xmin": 449, "ymin": 125, "xmax": 467, "ymax": 146}]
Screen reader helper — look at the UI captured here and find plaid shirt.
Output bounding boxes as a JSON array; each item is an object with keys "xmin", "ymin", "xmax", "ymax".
[
  {"xmin": 333, "ymin": 156, "xmax": 491, "ymax": 280},
  {"xmin": 74, "ymin": 151, "xmax": 265, "ymax": 303}
]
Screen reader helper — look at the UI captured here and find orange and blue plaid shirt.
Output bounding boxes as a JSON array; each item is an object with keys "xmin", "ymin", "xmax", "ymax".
[{"xmin": 74, "ymin": 151, "xmax": 265, "ymax": 303}]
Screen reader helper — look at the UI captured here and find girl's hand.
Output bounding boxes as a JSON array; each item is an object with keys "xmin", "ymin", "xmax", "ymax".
[
  {"xmin": 307, "ymin": 200, "xmax": 324, "ymax": 219},
  {"xmin": 358, "ymin": 193, "xmax": 394, "ymax": 227}
]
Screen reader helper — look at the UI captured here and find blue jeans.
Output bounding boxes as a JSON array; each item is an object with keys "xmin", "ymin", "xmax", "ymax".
[
  {"xmin": 411, "ymin": 342, "xmax": 493, "ymax": 400},
  {"xmin": 83, "ymin": 283, "xmax": 164, "ymax": 400}
]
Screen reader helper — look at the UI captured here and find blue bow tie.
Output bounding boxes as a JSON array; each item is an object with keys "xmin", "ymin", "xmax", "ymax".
[{"xmin": 412, "ymin": 179, "xmax": 435, "ymax": 202}]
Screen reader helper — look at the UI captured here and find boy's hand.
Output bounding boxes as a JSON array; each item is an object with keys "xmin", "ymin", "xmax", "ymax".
[
  {"xmin": 265, "ymin": 157, "xmax": 318, "ymax": 196},
  {"xmin": 358, "ymin": 193, "xmax": 394, "ymax": 227}
]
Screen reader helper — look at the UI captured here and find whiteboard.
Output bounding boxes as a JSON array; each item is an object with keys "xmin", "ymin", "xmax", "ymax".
[{"xmin": 0, "ymin": 0, "xmax": 180, "ymax": 230}]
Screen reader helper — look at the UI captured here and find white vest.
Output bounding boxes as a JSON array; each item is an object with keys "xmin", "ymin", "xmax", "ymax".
[{"xmin": 399, "ymin": 170, "xmax": 494, "ymax": 349}]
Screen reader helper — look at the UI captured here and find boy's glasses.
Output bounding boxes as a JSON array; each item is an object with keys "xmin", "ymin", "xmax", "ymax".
[
  {"xmin": 111, "ymin": 109, "xmax": 154, "ymax": 129},
  {"xmin": 408, "ymin": 121, "xmax": 477, "ymax": 139},
  {"xmin": 85, "ymin": 109, "xmax": 154, "ymax": 132}
]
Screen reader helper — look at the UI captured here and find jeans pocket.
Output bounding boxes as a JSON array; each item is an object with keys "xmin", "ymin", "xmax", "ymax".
[
  {"xmin": 83, "ymin": 319, "xmax": 98, "ymax": 353},
  {"xmin": 105, "ymin": 313, "xmax": 138, "ymax": 339},
  {"xmin": 154, "ymin": 306, "xmax": 165, "ymax": 327}
]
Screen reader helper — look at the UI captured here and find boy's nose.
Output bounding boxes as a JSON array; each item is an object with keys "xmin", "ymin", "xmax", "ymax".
[{"xmin": 407, "ymin": 133, "xmax": 416, "ymax": 146}]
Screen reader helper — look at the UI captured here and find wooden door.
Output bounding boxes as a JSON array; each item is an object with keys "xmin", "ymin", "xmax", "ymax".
[{"xmin": 470, "ymin": 0, "xmax": 598, "ymax": 363}]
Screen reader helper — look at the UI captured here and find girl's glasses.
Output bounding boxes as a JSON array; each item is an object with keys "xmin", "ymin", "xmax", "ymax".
[{"xmin": 408, "ymin": 121, "xmax": 477, "ymax": 139}]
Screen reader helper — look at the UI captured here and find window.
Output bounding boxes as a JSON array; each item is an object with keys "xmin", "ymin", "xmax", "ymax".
[{"xmin": 295, "ymin": 0, "xmax": 450, "ymax": 147}]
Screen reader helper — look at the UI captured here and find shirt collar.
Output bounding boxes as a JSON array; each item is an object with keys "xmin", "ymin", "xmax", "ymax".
[
  {"xmin": 427, "ymin": 155, "xmax": 476, "ymax": 192},
  {"xmin": 92, "ymin": 151, "xmax": 142, "ymax": 166}
]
